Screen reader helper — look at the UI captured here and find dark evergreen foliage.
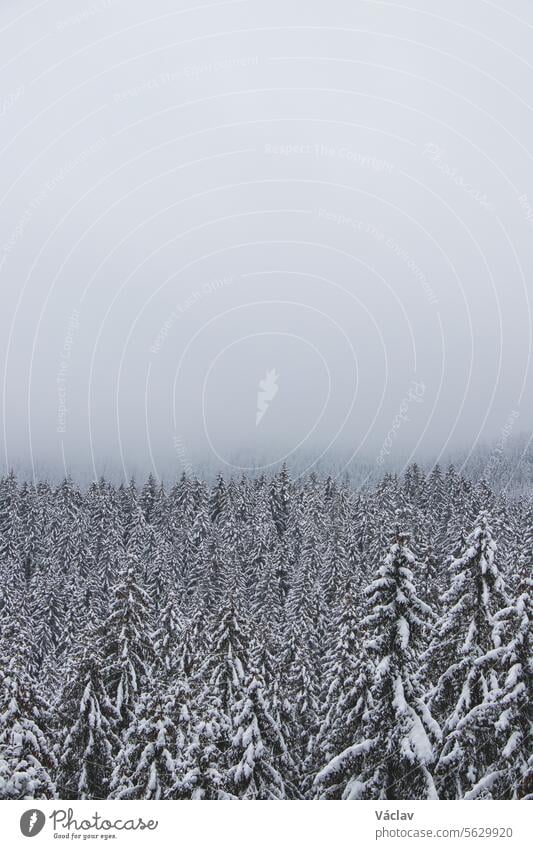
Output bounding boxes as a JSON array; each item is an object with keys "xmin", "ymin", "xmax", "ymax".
[{"xmin": 0, "ymin": 467, "xmax": 530, "ymax": 799}]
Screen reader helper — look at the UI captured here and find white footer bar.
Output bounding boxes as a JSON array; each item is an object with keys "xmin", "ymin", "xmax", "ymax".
[{"xmin": 3, "ymin": 799, "xmax": 528, "ymax": 848}]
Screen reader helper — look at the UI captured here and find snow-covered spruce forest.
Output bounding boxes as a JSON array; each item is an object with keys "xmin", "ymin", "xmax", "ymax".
[{"xmin": 0, "ymin": 465, "xmax": 531, "ymax": 801}]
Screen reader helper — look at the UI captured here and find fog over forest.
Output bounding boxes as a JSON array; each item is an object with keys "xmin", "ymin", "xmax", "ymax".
[{"xmin": 0, "ymin": 0, "xmax": 532, "ymax": 483}]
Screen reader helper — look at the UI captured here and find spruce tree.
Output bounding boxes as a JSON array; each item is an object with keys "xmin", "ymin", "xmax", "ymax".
[
  {"xmin": 99, "ymin": 558, "xmax": 153, "ymax": 732},
  {"xmin": 0, "ymin": 660, "xmax": 57, "ymax": 799},
  {"xmin": 427, "ymin": 513, "xmax": 508, "ymax": 799},
  {"xmin": 57, "ymin": 651, "xmax": 119, "ymax": 799},
  {"xmin": 225, "ymin": 672, "xmax": 286, "ymax": 799},
  {"xmin": 110, "ymin": 690, "xmax": 177, "ymax": 800},
  {"xmin": 315, "ymin": 532, "xmax": 440, "ymax": 800},
  {"xmin": 178, "ymin": 701, "xmax": 223, "ymax": 799},
  {"xmin": 465, "ymin": 581, "xmax": 532, "ymax": 799}
]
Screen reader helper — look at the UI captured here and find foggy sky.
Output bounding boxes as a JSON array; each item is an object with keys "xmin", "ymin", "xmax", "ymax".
[{"xmin": 0, "ymin": 0, "xmax": 532, "ymax": 481}]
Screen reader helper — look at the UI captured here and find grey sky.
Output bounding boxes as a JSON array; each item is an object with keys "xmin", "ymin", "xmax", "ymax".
[{"xmin": 0, "ymin": 0, "xmax": 532, "ymax": 480}]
